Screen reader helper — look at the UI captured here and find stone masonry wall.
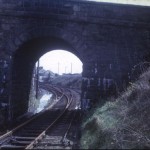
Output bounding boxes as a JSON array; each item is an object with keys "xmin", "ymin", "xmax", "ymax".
[{"xmin": 0, "ymin": 0, "xmax": 150, "ymax": 118}]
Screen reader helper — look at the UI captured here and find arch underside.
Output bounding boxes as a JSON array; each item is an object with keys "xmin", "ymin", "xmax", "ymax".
[{"xmin": 11, "ymin": 35, "xmax": 84, "ymax": 118}]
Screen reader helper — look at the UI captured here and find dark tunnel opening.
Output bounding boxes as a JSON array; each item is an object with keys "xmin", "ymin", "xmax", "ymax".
[{"xmin": 10, "ymin": 37, "xmax": 83, "ymax": 120}]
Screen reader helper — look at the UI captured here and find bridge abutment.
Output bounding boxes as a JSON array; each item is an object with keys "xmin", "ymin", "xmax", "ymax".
[{"xmin": 0, "ymin": 0, "xmax": 150, "ymax": 121}]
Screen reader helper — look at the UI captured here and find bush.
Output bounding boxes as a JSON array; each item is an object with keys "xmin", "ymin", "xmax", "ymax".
[{"xmin": 81, "ymin": 68, "xmax": 150, "ymax": 149}]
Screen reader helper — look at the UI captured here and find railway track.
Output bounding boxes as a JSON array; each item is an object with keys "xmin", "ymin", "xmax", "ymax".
[
  {"xmin": 26, "ymin": 88, "xmax": 80, "ymax": 149},
  {"xmin": 0, "ymin": 86, "xmax": 79, "ymax": 149},
  {"xmin": 31, "ymin": 110, "xmax": 77, "ymax": 149},
  {"xmin": 39, "ymin": 83, "xmax": 63, "ymax": 102}
]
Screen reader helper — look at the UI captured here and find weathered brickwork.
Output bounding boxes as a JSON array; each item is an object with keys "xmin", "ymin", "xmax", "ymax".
[{"xmin": 0, "ymin": 0, "xmax": 150, "ymax": 120}]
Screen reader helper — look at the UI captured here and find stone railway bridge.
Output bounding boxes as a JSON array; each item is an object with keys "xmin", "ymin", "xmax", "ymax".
[{"xmin": 0, "ymin": 0, "xmax": 150, "ymax": 121}]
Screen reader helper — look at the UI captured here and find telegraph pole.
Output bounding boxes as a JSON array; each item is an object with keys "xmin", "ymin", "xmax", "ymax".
[
  {"xmin": 8, "ymin": 56, "xmax": 13, "ymax": 127},
  {"xmin": 36, "ymin": 60, "xmax": 39, "ymax": 99}
]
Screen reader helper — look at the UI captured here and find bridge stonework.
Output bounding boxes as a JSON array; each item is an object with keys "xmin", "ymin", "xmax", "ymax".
[{"xmin": 0, "ymin": 0, "xmax": 150, "ymax": 119}]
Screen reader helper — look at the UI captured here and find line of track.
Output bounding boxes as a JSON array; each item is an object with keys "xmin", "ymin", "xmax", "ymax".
[
  {"xmin": 28, "ymin": 88, "xmax": 78, "ymax": 149},
  {"xmin": 0, "ymin": 85, "xmax": 70, "ymax": 149}
]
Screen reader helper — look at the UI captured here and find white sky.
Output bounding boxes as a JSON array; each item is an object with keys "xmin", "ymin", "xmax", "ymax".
[
  {"xmin": 39, "ymin": 50, "xmax": 83, "ymax": 75},
  {"xmin": 88, "ymin": 0, "xmax": 150, "ymax": 6}
]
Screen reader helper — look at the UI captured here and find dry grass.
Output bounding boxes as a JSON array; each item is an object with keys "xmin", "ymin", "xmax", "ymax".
[{"xmin": 81, "ymin": 68, "xmax": 150, "ymax": 149}]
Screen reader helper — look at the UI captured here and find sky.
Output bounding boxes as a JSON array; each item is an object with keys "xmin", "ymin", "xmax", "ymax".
[
  {"xmin": 88, "ymin": 0, "xmax": 150, "ymax": 6},
  {"xmin": 39, "ymin": 50, "xmax": 83, "ymax": 75}
]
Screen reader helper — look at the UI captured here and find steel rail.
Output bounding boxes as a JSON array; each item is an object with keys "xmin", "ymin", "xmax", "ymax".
[
  {"xmin": 25, "ymin": 89, "xmax": 73, "ymax": 149},
  {"xmin": 0, "ymin": 86, "xmax": 64, "ymax": 149},
  {"xmin": 39, "ymin": 84, "xmax": 62, "ymax": 101},
  {"xmin": 61, "ymin": 110, "xmax": 77, "ymax": 143},
  {"xmin": 29, "ymin": 89, "xmax": 78, "ymax": 149}
]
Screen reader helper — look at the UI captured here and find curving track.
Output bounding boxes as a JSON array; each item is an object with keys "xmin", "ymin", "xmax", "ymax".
[
  {"xmin": 0, "ymin": 85, "xmax": 81, "ymax": 149},
  {"xmin": 28, "ymin": 88, "xmax": 79, "ymax": 149}
]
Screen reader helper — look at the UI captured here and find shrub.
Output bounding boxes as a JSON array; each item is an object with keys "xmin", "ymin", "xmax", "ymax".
[{"xmin": 81, "ymin": 68, "xmax": 150, "ymax": 149}]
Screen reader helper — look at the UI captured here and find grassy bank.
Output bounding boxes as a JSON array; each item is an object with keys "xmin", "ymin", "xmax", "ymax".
[
  {"xmin": 51, "ymin": 74, "xmax": 82, "ymax": 89},
  {"xmin": 81, "ymin": 68, "xmax": 150, "ymax": 149}
]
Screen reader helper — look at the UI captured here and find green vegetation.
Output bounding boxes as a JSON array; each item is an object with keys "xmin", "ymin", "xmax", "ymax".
[
  {"xmin": 51, "ymin": 74, "xmax": 82, "ymax": 89},
  {"xmin": 81, "ymin": 68, "xmax": 150, "ymax": 149}
]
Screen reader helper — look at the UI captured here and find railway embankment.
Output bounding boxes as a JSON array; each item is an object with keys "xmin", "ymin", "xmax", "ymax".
[
  {"xmin": 51, "ymin": 74, "xmax": 82, "ymax": 89},
  {"xmin": 81, "ymin": 68, "xmax": 150, "ymax": 149}
]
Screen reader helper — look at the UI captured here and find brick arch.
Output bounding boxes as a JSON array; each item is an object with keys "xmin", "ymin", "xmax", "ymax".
[
  {"xmin": 11, "ymin": 27, "xmax": 85, "ymax": 118},
  {"xmin": 12, "ymin": 26, "xmax": 86, "ymax": 61}
]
